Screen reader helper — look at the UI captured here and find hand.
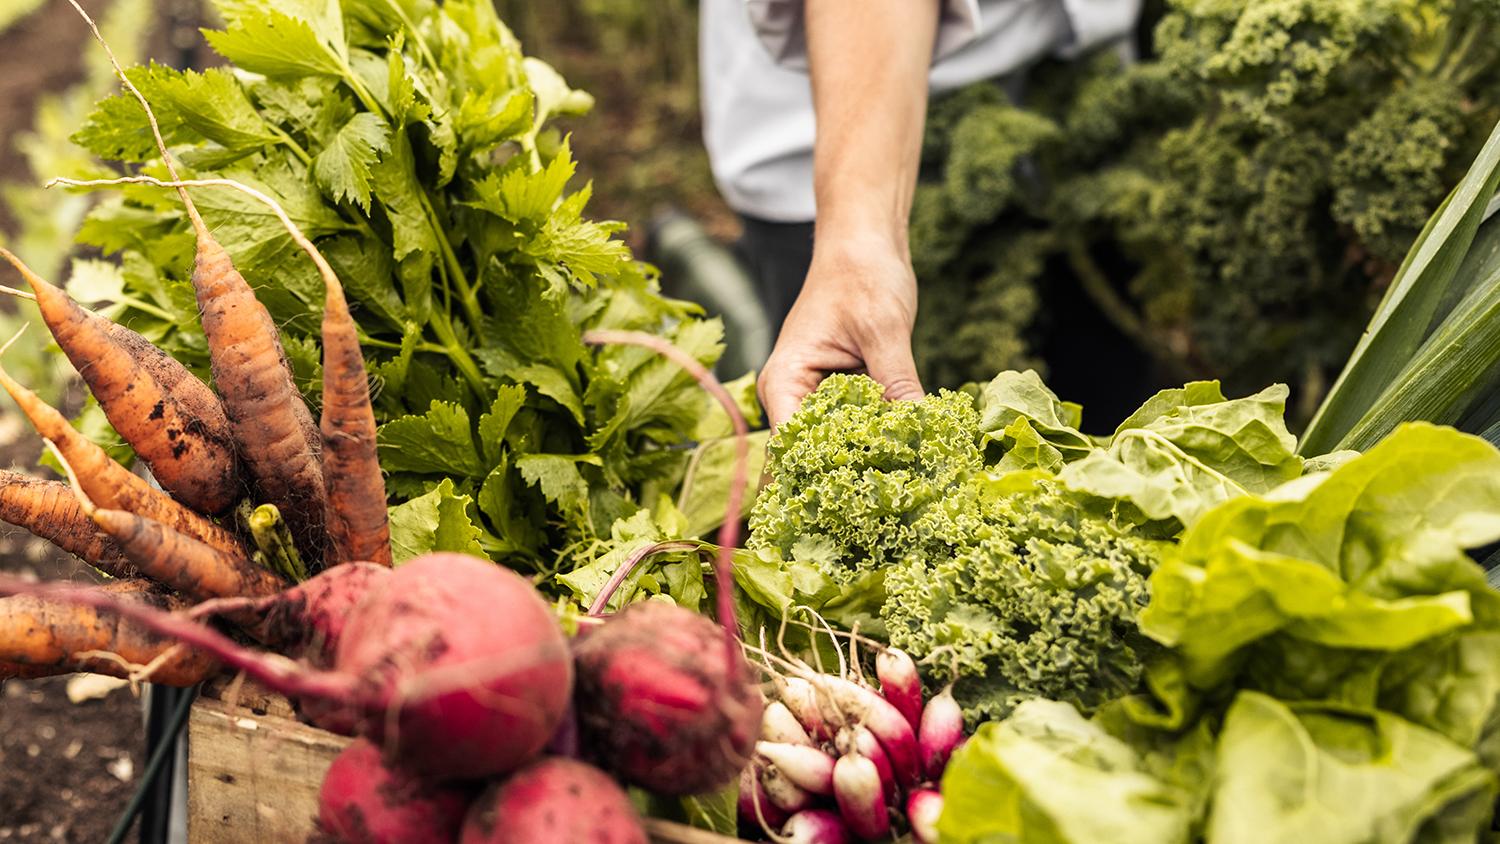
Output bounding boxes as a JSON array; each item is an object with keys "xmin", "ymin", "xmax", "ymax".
[{"xmin": 758, "ymin": 235, "xmax": 923, "ymax": 427}]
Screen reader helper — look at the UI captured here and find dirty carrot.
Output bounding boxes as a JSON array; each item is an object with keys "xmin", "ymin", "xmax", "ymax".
[
  {"xmin": 50, "ymin": 442, "xmax": 284, "ymax": 602},
  {"xmin": 0, "ymin": 579, "xmax": 219, "ymax": 687},
  {"xmin": 0, "ymin": 248, "xmax": 241, "ymax": 514},
  {"xmin": 0, "ymin": 470, "xmax": 135, "ymax": 579},
  {"xmin": 0, "ymin": 354, "xmax": 247, "ymax": 559},
  {"xmin": 317, "ymin": 225, "xmax": 389, "ymax": 568}
]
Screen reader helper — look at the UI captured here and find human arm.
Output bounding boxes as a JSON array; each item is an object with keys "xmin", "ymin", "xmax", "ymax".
[{"xmin": 756, "ymin": 0, "xmax": 942, "ymax": 427}]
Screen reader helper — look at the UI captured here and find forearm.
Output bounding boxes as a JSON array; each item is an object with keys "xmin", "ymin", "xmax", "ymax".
[{"xmin": 805, "ymin": 0, "xmax": 941, "ymax": 256}]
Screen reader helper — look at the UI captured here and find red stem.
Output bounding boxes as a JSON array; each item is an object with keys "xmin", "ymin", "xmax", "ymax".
[
  {"xmin": 582, "ymin": 330, "xmax": 752, "ymax": 671},
  {"xmin": 586, "ymin": 540, "xmax": 702, "ymax": 616}
]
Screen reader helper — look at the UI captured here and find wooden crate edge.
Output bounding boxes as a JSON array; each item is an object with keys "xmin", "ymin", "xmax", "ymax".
[{"xmin": 187, "ymin": 692, "xmax": 743, "ymax": 843}]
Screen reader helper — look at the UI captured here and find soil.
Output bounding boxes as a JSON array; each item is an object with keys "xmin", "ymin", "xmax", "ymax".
[{"xmin": 0, "ymin": 678, "xmax": 144, "ymax": 843}]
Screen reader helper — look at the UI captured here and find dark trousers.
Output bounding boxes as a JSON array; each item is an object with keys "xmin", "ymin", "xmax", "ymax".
[{"xmin": 734, "ymin": 215, "xmax": 815, "ymax": 339}]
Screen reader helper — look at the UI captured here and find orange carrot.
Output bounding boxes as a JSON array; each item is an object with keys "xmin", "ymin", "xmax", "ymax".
[
  {"xmin": 0, "ymin": 470, "xmax": 135, "ymax": 579},
  {"xmin": 48, "ymin": 443, "xmax": 284, "ymax": 601},
  {"xmin": 320, "ymin": 263, "xmax": 391, "ymax": 567},
  {"xmin": 64, "ymin": 0, "xmax": 326, "ymax": 559},
  {"xmin": 193, "ymin": 237, "xmax": 327, "ymax": 556},
  {"xmin": 0, "ymin": 360, "xmax": 248, "ymax": 560},
  {"xmin": 0, "ymin": 249, "xmax": 242, "ymax": 514},
  {"xmin": 89, "ymin": 507, "xmax": 285, "ymax": 600},
  {"xmin": 0, "ymin": 580, "xmax": 218, "ymax": 687}
]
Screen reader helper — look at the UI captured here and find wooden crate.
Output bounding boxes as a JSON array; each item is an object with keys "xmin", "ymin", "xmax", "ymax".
[{"xmin": 185, "ymin": 678, "xmax": 740, "ymax": 843}]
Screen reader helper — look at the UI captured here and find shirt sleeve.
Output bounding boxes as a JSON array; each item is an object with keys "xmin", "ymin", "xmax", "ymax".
[
  {"xmin": 744, "ymin": 0, "xmax": 983, "ymax": 71},
  {"xmin": 1054, "ymin": 0, "xmax": 1142, "ymax": 56}
]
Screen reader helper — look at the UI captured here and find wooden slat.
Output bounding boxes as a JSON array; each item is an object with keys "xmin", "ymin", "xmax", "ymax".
[
  {"xmin": 186, "ymin": 694, "xmax": 350, "ymax": 842},
  {"xmin": 185, "ymin": 683, "xmax": 742, "ymax": 842}
]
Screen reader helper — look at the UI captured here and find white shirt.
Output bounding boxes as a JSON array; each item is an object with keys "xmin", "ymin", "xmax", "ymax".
[{"xmin": 701, "ymin": 0, "xmax": 1141, "ymax": 222}]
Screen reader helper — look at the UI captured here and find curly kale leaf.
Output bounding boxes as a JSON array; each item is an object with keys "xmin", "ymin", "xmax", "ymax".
[
  {"xmin": 748, "ymin": 375, "xmax": 983, "ymax": 583},
  {"xmin": 751, "ymin": 375, "xmax": 1167, "ymax": 721},
  {"xmin": 1332, "ymin": 78, "xmax": 1469, "ymax": 261},
  {"xmin": 1159, "ymin": 0, "xmax": 1405, "ymax": 128},
  {"xmin": 943, "ymin": 104, "xmax": 1060, "ymax": 225},
  {"xmin": 882, "ymin": 478, "xmax": 1163, "ymax": 721}
]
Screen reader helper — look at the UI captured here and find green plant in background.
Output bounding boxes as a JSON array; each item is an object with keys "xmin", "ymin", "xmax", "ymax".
[
  {"xmin": 912, "ymin": 0, "xmax": 1500, "ymax": 410},
  {"xmin": 63, "ymin": 0, "xmax": 752, "ymax": 578}
]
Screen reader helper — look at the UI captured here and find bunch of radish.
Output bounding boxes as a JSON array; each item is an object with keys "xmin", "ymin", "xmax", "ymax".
[
  {"xmin": 0, "ymin": 8, "xmax": 768, "ymax": 841},
  {"xmin": 741, "ymin": 646, "xmax": 964, "ymax": 843}
]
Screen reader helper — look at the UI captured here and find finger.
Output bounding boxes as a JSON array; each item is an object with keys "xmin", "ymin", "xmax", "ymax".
[
  {"xmin": 863, "ymin": 339, "xmax": 924, "ymax": 403},
  {"xmin": 761, "ymin": 361, "xmax": 825, "ymax": 430}
]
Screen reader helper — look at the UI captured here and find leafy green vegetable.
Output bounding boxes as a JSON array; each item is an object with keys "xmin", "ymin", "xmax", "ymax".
[
  {"xmin": 980, "ymin": 372, "xmax": 1304, "ymax": 527},
  {"xmin": 939, "ymin": 422, "xmax": 1500, "ymax": 842},
  {"xmin": 938, "ymin": 699, "xmax": 1193, "ymax": 844},
  {"xmin": 1209, "ymin": 693, "xmax": 1496, "ymax": 844},
  {"xmin": 881, "ymin": 476, "xmax": 1163, "ymax": 720},
  {"xmin": 65, "ymin": 0, "xmax": 743, "ymax": 580},
  {"xmin": 753, "ymin": 371, "xmax": 1312, "ymax": 718},
  {"xmin": 749, "ymin": 374, "xmax": 983, "ymax": 584}
]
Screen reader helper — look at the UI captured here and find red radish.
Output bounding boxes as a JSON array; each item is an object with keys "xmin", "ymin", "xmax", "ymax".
[
  {"xmin": 835, "ymin": 726, "xmax": 894, "ymax": 802},
  {"xmin": 763, "ymin": 700, "xmax": 815, "ymax": 746},
  {"xmin": 761, "ymin": 764, "xmax": 815, "ymax": 813},
  {"xmin": 781, "ymin": 809, "xmax": 853, "ymax": 844},
  {"xmin": 739, "ymin": 761, "xmax": 791, "ymax": 830},
  {"xmin": 906, "ymin": 788, "xmax": 943, "ymax": 844},
  {"xmin": 918, "ymin": 685, "xmax": 965, "ymax": 781},
  {"xmin": 782, "ymin": 675, "xmax": 921, "ymax": 788},
  {"xmin": 459, "ymin": 758, "xmax": 646, "ymax": 844},
  {"xmin": 573, "ymin": 331, "xmax": 765, "ymax": 797},
  {"xmin": 317, "ymin": 738, "xmax": 469, "ymax": 844},
  {"xmin": 780, "ymin": 677, "xmax": 838, "ymax": 740},
  {"xmin": 756, "ymin": 741, "xmax": 836, "ymax": 795},
  {"xmin": 875, "ymin": 648, "xmax": 923, "ymax": 731},
  {"xmin": 0, "ymin": 554, "xmax": 572, "ymax": 782},
  {"xmin": 832, "ymin": 752, "xmax": 890, "ymax": 841}
]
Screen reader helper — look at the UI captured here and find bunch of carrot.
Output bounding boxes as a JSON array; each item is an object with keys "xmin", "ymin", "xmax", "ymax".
[{"xmin": 0, "ymin": 0, "xmax": 387, "ymax": 687}]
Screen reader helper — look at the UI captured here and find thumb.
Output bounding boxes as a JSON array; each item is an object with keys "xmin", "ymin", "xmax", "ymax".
[{"xmin": 863, "ymin": 339, "xmax": 924, "ymax": 403}]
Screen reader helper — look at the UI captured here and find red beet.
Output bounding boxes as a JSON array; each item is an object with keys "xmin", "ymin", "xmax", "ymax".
[
  {"xmin": 572, "ymin": 600, "xmax": 763, "ymax": 795},
  {"xmin": 574, "ymin": 330, "xmax": 763, "ymax": 796},
  {"xmin": 459, "ymin": 758, "xmax": 647, "ymax": 844},
  {"xmin": 317, "ymin": 738, "xmax": 469, "ymax": 843},
  {"xmin": 330, "ymin": 554, "xmax": 574, "ymax": 779}
]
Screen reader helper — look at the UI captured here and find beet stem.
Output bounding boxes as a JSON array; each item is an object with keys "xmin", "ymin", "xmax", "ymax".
[
  {"xmin": 586, "ymin": 539, "xmax": 700, "ymax": 616},
  {"xmin": 581, "ymin": 330, "xmax": 751, "ymax": 673}
]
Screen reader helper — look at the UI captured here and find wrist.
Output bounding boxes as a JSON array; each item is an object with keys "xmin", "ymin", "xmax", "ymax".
[{"xmin": 813, "ymin": 212, "xmax": 911, "ymax": 263}]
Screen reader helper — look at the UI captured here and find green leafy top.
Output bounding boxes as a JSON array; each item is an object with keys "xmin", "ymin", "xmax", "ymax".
[
  {"xmin": 939, "ymin": 422, "xmax": 1500, "ymax": 843},
  {"xmin": 66, "ymin": 0, "xmax": 734, "ymax": 577}
]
